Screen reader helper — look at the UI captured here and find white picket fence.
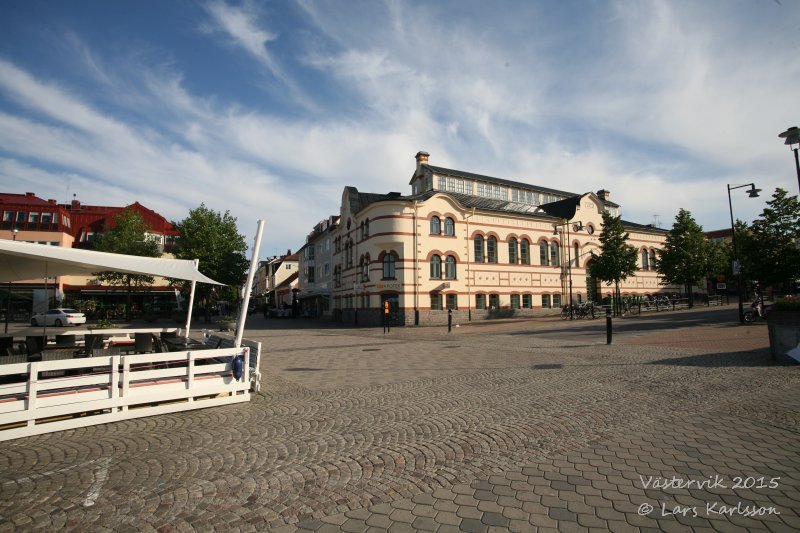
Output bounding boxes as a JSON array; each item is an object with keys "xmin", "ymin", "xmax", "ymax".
[{"xmin": 0, "ymin": 328, "xmax": 257, "ymax": 442}]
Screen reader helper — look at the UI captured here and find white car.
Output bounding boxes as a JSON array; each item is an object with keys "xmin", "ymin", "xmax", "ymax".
[{"xmin": 30, "ymin": 308, "xmax": 87, "ymax": 327}]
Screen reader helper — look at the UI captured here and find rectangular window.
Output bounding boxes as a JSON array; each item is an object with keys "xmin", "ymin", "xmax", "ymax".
[
  {"xmin": 553, "ymin": 294, "xmax": 561, "ymax": 308},
  {"xmin": 476, "ymin": 294, "xmax": 486, "ymax": 310},
  {"xmin": 477, "ymin": 183, "xmax": 485, "ymax": 197},
  {"xmin": 430, "ymin": 292, "xmax": 442, "ymax": 311},
  {"xmin": 2, "ymin": 211, "xmax": 12, "ymax": 222},
  {"xmin": 464, "ymin": 181, "xmax": 473, "ymax": 195},
  {"xmin": 447, "ymin": 294, "xmax": 458, "ymax": 310},
  {"xmin": 285, "ymin": 264, "xmax": 292, "ymax": 270},
  {"xmin": 511, "ymin": 294, "xmax": 520, "ymax": 309},
  {"xmin": 28, "ymin": 212, "xmax": 40, "ymax": 223},
  {"xmin": 447, "ymin": 177, "xmax": 456, "ymax": 192},
  {"xmin": 523, "ymin": 294, "xmax": 532, "ymax": 309},
  {"xmin": 438, "ymin": 175, "xmax": 446, "ymax": 190},
  {"xmin": 512, "ymin": 189, "xmax": 519, "ymax": 202},
  {"xmin": 16, "ymin": 212, "xmax": 26, "ymax": 222},
  {"xmin": 542, "ymin": 294, "xmax": 551, "ymax": 308},
  {"xmin": 41, "ymin": 212, "xmax": 52, "ymax": 224}
]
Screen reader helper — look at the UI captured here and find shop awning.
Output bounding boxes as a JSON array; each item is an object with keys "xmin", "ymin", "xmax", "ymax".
[{"xmin": 0, "ymin": 240, "xmax": 221, "ymax": 285}]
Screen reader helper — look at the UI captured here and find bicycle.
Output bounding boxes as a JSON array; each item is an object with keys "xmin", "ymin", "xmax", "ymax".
[{"xmin": 621, "ymin": 299, "xmax": 640, "ymax": 316}]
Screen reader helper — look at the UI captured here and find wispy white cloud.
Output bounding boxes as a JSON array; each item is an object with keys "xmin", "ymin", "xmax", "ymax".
[{"xmin": 0, "ymin": 0, "xmax": 797, "ymax": 257}]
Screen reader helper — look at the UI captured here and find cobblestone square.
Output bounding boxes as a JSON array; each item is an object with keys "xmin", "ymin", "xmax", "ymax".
[{"xmin": 1, "ymin": 307, "xmax": 797, "ymax": 532}]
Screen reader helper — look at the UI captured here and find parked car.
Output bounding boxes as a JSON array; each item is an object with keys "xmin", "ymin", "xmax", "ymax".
[{"xmin": 30, "ymin": 308, "xmax": 87, "ymax": 327}]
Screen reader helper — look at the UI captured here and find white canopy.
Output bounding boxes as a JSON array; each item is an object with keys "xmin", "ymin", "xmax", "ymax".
[{"xmin": 0, "ymin": 239, "xmax": 221, "ymax": 284}]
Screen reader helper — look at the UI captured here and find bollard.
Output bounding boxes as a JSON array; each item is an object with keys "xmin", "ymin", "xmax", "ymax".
[
  {"xmin": 447, "ymin": 309, "xmax": 452, "ymax": 333},
  {"xmin": 606, "ymin": 307, "xmax": 612, "ymax": 344}
]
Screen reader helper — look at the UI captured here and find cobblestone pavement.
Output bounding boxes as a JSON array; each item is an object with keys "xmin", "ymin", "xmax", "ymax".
[{"xmin": 1, "ymin": 307, "xmax": 798, "ymax": 532}]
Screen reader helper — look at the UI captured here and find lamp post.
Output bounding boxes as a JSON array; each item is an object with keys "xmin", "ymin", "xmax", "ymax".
[
  {"xmin": 4, "ymin": 228, "xmax": 19, "ymax": 333},
  {"xmin": 778, "ymin": 126, "xmax": 800, "ymax": 194},
  {"xmin": 553, "ymin": 220, "xmax": 583, "ymax": 319},
  {"xmin": 726, "ymin": 183, "xmax": 761, "ymax": 324}
]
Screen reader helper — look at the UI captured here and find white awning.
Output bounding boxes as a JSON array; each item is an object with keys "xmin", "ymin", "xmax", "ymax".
[{"xmin": 0, "ymin": 240, "xmax": 221, "ymax": 285}]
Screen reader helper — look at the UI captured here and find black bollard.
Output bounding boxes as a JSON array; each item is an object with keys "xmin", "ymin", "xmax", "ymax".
[
  {"xmin": 606, "ymin": 307, "xmax": 612, "ymax": 344},
  {"xmin": 447, "ymin": 309, "xmax": 452, "ymax": 333}
]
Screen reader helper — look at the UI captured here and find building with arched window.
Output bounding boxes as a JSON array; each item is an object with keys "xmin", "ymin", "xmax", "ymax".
[{"xmin": 330, "ymin": 151, "xmax": 682, "ymax": 326}]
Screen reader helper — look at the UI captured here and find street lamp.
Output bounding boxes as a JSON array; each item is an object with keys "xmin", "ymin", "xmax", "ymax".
[
  {"xmin": 4, "ymin": 229, "xmax": 19, "ymax": 333},
  {"xmin": 778, "ymin": 126, "xmax": 800, "ymax": 194},
  {"xmin": 727, "ymin": 183, "xmax": 761, "ymax": 324},
  {"xmin": 553, "ymin": 220, "xmax": 584, "ymax": 319}
]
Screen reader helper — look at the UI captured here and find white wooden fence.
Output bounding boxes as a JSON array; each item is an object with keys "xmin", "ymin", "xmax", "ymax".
[{"xmin": 0, "ymin": 328, "xmax": 258, "ymax": 442}]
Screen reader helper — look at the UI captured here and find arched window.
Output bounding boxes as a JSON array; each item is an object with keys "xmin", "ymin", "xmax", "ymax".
[
  {"xmin": 362, "ymin": 255, "xmax": 370, "ymax": 282},
  {"xmin": 641, "ymin": 248, "xmax": 649, "ymax": 270},
  {"xmin": 445, "ymin": 255, "xmax": 457, "ymax": 279},
  {"xmin": 359, "ymin": 221, "xmax": 365, "ymax": 240},
  {"xmin": 520, "ymin": 239, "xmax": 530, "ymax": 265},
  {"xmin": 430, "ymin": 216, "xmax": 441, "ymax": 235},
  {"xmin": 574, "ymin": 243, "xmax": 580, "ymax": 267},
  {"xmin": 539, "ymin": 241, "xmax": 549, "ymax": 265},
  {"xmin": 446, "ymin": 293, "xmax": 458, "ymax": 310},
  {"xmin": 508, "ymin": 237, "xmax": 518, "ymax": 264},
  {"xmin": 474, "ymin": 235, "xmax": 484, "ymax": 262},
  {"xmin": 444, "ymin": 217, "xmax": 455, "ymax": 236},
  {"xmin": 487, "ymin": 236, "xmax": 498, "ymax": 263},
  {"xmin": 649, "ymin": 249, "xmax": 657, "ymax": 270},
  {"xmin": 382, "ymin": 254, "xmax": 396, "ymax": 279},
  {"xmin": 430, "ymin": 254, "xmax": 442, "ymax": 279},
  {"xmin": 364, "ymin": 218, "xmax": 370, "ymax": 239},
  {"xmin": 550, "ymin": 242, "xmax": 560, "ymax": 267},
  {"xmin": 489, "ymin": 293, "xmax": 500, "ymax": 309}
]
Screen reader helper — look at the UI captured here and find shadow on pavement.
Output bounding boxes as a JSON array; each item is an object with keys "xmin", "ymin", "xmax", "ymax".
[{"xmin": 646, "ymin": 350, "xmax": 790, "ymax": 367}]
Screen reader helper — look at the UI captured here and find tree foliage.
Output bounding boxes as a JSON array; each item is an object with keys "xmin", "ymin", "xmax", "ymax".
[
  {"xmin": 588, "ymin": 211, "xmax": 638, "ymax": 315},
  {"xmin": 656, "ymin": 209, "xmax": 711, "ymax": 304},
  {"xmin": 93, "ymin": 208, "xmax": 161, "ymax": 319},
  {"xmin": 172, "ymin": 204, "xmax": 249, "ymax": 291},
  {"xmin": 737, "ymin": 188, "xmax": 800, "ymax": 293}
]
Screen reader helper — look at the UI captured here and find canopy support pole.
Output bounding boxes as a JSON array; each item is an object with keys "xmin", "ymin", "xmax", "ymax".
[
  {"xmin": 183, "ymin": 260, "xmax": 198, "ymax": 338},
  {"xmin": 235, "ymin": 219, "xmax": 265, "ymax": 348}
]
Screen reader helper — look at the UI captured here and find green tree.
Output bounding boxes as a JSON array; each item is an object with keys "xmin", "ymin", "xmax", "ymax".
[
  {"xmin": 94, "ymin": 208, "xmax": 161, "ymax": 320},
  {"xmin": 737, "ymin": 188, "xmax": 800, "ymax": 294},
  {"xmin": 656, "ymin": 209, "xmax": 709, "ymax": 306},
  {"xmin": 588, "ymin": 211, "xmax": 638, "ymax": 316},
  {"xmin": 172, "ymin": 204, "xmax": 249, "ymax": 321},
  {"xmin": 704, "ymin": 239, "xmax": 731, "ymax": 295}
]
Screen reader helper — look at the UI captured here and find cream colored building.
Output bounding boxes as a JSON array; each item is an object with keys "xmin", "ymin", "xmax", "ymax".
[{"xmin": 330, "ymin": 152, "xmax": 681, "ymax": 326}]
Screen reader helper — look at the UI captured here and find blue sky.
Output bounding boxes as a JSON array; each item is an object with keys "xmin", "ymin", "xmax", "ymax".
[{"xmin": 1, "ymin": 0, "xmax": 799, "ymax": 258}]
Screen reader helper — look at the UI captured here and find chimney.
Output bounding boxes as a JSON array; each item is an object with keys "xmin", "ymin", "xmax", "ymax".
[
  {"xmin": 415, "ymin": 151, "xmax": 430, "ymax": 174},
  {"xmin": 71, "ymin": 193, "xmax": 81, "ymax": 210},
  {"xmin": 596, "ymin": 189, "xmax": 610, "ymax": 201},
  {"xmin": 48, "ymin": 199, "xmax": 57, "ymax": 204},
  {"xmin": 25, "ymin": 192, "xmax": 35, "ymax": 198}
]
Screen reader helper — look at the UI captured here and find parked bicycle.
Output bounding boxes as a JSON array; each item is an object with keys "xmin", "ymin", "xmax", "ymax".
[{"xmin": 560, "ymin": 302, "xmax": 600, "ymax": 319}]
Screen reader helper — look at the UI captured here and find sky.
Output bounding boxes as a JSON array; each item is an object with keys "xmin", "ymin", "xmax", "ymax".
[{"xmin": 1, "ymin": 0, "xmax": 799, "ymax": 259}]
